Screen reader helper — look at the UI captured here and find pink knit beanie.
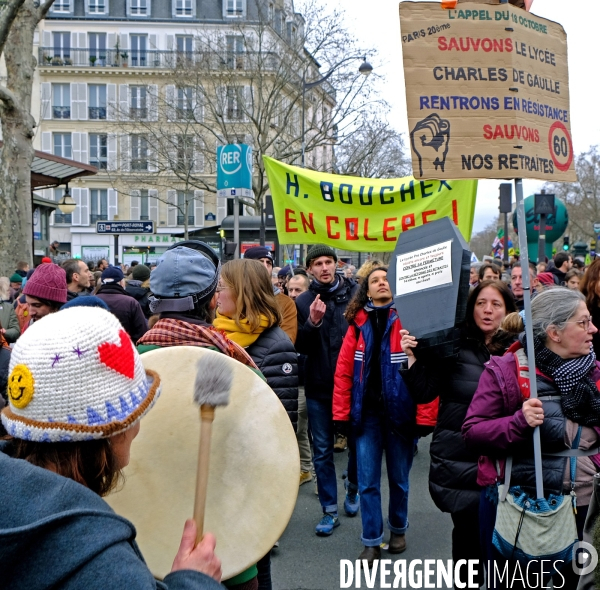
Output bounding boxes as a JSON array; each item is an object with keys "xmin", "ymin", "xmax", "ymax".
[{"xmin": 23, "ymin": 264, "xmax": 67, "ymax": 304}]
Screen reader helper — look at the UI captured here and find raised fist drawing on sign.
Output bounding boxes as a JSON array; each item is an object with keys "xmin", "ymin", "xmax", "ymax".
[{"xmin": 410, "ymin": 114, "xmax": 450, "ymax": 177}]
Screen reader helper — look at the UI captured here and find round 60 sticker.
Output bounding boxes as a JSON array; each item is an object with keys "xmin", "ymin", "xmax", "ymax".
[{"xmin": 548, "ymin": 121, "xmax": 574, "ymax": 172}]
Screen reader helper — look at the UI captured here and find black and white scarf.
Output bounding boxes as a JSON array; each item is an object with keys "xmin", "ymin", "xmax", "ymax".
[{"xmin": 526, "ymin": 335, "xmax": 600, "ymax": 426}]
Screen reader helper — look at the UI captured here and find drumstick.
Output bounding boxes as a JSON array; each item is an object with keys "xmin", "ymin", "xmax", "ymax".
[{"xmin": 192, "ymin": 354, "xmax": 233, "ymax": 544}]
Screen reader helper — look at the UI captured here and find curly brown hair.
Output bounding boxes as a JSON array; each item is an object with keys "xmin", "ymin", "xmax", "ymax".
[{"xmin": 344, "ymin": 267, "xmax": 389, "ymax": 323}]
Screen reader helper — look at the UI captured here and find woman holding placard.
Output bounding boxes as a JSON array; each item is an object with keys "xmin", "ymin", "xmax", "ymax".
[{"xmin": 400, "ymin": 280, "xmax": 516, "ymax": 587}]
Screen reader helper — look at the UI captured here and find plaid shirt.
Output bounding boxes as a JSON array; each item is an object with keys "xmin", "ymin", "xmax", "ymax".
[{"xmin": 137, "ymin": 318, "xmax": 258, "ymax": 369}]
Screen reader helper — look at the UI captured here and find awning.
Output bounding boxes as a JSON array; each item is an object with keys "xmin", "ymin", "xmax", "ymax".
[
  {"xmin": 0, "ymin": 141, "xmax": 98, "ymax": 189},
  {"xmin": 32, "ymin": 193, "xmax": 58, "ymax": 210}
]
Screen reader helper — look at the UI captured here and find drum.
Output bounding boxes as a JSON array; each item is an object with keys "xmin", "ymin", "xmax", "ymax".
[{"xmin": 107, "ymin": 346, "xmax": 299, "ymax": 580}]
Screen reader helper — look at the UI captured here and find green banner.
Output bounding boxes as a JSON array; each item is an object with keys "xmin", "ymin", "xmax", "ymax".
[{"xmin": 264, "ymin": 157, "xmax": 478, "ymax": 252}]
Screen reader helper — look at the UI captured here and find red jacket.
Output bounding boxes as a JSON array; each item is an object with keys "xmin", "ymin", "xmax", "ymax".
[{"xmin": 333, "ymin": 307, "xmax": 438, "ymax": 430}]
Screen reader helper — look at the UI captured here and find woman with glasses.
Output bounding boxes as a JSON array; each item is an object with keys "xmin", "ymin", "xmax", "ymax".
[
  {"xmin": 463, "ymin": 288, "xmax": 600, "ymax": 589},
  {"xmin": 213, "ymin": 258, "xmax": 298, "ymax": 590}
]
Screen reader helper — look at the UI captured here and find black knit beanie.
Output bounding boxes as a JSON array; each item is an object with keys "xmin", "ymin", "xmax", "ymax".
[{"xmin": 306, "ymin": 244, "xmax": 337, "ymax": 267}]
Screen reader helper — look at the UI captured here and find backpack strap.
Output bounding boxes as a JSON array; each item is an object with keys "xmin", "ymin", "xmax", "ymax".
[{"xmin": 513, "ymin": 348, "xmax": 531, "ymax": 401}]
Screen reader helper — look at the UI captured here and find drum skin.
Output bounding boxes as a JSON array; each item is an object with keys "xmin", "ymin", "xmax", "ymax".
[{"xmin": 106, "ymin": 346, "xmax": 300, "ymax": 580}]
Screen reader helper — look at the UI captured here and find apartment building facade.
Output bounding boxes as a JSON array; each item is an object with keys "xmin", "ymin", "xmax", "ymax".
[{"xmin": 34, "ymin": 0, "xmax": 331, "ymax": 264}]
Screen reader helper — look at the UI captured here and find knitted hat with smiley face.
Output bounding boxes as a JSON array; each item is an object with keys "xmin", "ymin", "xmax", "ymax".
[{"xmin": 1, "ymin": 306, "xmax": 160, "ymax": 442}]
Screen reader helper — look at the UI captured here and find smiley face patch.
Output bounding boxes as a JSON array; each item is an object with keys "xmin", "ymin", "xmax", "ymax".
[{"xmin": 8, "ymin": 364, "xmax": 35, "ymax": 409}]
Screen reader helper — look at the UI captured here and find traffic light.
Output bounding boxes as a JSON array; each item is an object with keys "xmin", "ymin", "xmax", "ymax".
[{"xmin": 563, "ymin": 236, "xmax": 570, "ymax": 251}]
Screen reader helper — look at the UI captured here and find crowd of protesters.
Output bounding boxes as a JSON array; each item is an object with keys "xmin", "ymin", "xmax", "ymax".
[{"xmin": 2, "ymin": 243, "xmax": 600, "ymax": 589}]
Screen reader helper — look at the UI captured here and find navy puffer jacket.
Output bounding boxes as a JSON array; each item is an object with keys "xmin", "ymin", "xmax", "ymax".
[
  {"xmin": 246, "ymin": 325, "xmax": 298, "ymax": 431},
  {"xmin": 295, "ymin": 277, "xmax": 358, "ymax": 400}
]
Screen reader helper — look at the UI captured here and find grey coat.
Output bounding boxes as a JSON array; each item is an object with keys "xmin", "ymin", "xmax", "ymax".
[{"xmin": 0, "ymin": 300, "xmax": 20, "ymax": 343}]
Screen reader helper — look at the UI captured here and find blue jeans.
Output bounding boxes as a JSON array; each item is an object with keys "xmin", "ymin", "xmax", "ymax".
[
  {"xmin": 306, "ymin": 397, "xmax": 338, "ymax": 513},
  {"xmin": 355, "ymin": 410, "xmax": 414, "ymax": 546}
]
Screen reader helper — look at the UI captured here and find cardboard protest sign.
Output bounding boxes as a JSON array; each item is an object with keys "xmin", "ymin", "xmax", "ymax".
[
  {"xmin": 387, "ymin": 217, "xmax": 471, "ymax": 355},
  {"xmin": 263, "ymin": 156, "xmax": 477, "ymax": 251},
  {"xmin": 399, "ymin": 1, "xmax": 576, "ymax": 182}
]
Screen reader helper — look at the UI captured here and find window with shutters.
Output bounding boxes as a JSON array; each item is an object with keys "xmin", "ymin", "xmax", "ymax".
[
  {"xmin": 52, "ymin": 84, "xmax": 70, "ymax": 119},
  {"xmin": 225, "ymin": 0, "xmax": 244, "ymax": 17},
  {"xmin": 177, "ymin": 191, "xmax": 195, "ymax": 226},
  {"xmin": 130, "ymin": 0, "xmax": 148, "ymax": 15},
  {"xmin": 90, "ymin": 134, "xmax": 108, "ymax": 169},
  {"xmin": 53, "ymin": 188, "xmax": 72, "ymax": 224},
  {"xmin": 175, "ymin": 135, "xmax": 194, "ymax": 172},
  {"xmin": 90, "ymin": 189, "xmax": 108, "ymax": 223},
  {"xmin": 177, "ymin": 35, "xmax": 193, "ymax": 53},
  {"xmin": 176, "ymin": 87, "xmax": 193, "ymax": 120},
  {"xmin": 273, "ymin": 10, "xmax": 282, "ymax": 34},
  {"xmin": 226, "ymin": 86, "xmax": 244, "ymax": 120},
  {"xmin": 130, "ymin": 86, "xmax": 147, "ymax": 120},
  {"xmin": 130, "ymin": 34, "xmax": 147, "ymax": 67},
  {"xmin": 53, "ymin": 133, "xmax": 72, "ymax": 159},
  {"xmin": 131, "ymin": 135, "xmax": 149, "ymax": 171},
  {"xmin": 286, "ymin": 22, "xmax": 296, "ymax": 44},
  {"xmin": 175, "ymin": 0, "xmax": 192, "ymax": 16},
  {"xmin": 225, "ymin": 35, "xmax": 244, "ymax": 69},
  {"xmin": 176, "ymin": 35, "xmax": 193, "ymax": 66},
  {"xmin": 140, "ymin": 189, "xmax": 149, "ymax": 220},
  {"xmin": 89, "ymin": 85, "xmax": 107, "ymax": 119},
  {"xmin": 89, "ymin": 33, "xmax": 107, "ymax": 66},
  {"xmin": 52, "ymin": 32, "xmax": 70, "ymax": 60}
]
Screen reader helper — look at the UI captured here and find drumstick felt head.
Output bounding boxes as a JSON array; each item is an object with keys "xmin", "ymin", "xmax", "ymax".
[{"xmin": 193, "ymin": 354, "xmax": 233, "ymax": 407}]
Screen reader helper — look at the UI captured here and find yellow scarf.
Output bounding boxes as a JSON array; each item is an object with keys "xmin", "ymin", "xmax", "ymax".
[{"xmin": 213, "ymin": 312, "xmax": 271, "ymax": 348}]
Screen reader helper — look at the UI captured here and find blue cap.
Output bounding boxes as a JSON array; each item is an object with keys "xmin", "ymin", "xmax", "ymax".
[
  {"xmin": 61, "ymin": 295, "xmax": 110, "ymax": 311},
  {"xmin": 149, "ymin": 246, "xmax": 220, "ymax": 313},
  {"xmin": 101, "ymin": 266, "xmax": 124, "ymax": 283}
]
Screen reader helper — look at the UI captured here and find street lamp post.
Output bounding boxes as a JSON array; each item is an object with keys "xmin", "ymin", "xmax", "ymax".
[
  {"xmin": 57, "ymin": 183, "xmax": 77, "ymax": 214},
  {"xmin": 298, "ymin": 57, "xmax": 373, "ymax": 263},
  {"xmin": 300, "ymin": 57, "xmax": 372, "ymax": 168}
]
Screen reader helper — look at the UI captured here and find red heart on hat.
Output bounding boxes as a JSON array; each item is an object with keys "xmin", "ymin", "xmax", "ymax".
[{"xmin": 98, "ymin": 329, "xmax": 135, "ymax": 379}]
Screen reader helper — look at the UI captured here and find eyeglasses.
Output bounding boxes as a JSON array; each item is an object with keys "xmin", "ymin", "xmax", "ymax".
[
  {"xmin": 566, "ymin": 317, "xmax": 594, "ymax": 331},
  {"xmin": 216, "ymin": 285, "xmax": 230, "ymax": 293}
]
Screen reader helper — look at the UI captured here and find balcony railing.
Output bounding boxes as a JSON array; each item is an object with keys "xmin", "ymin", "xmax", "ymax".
[
  {"xmin": 90, "ymin": 158, "xmax": 108, "ymax": 170},
  {"xmin": 88, "ymin": 106, "xmax": 106, "ymax": 119},
  {"xmin": 54, "ymin": 212, "xmax": 72, "ymax": 224},
  {"xmin": 38, "ymin": 47, "xmax": 282, "ymax": 71},
  {"xmin": 52, "ymin": 106, "xmax": 70, "ymax": 119}
]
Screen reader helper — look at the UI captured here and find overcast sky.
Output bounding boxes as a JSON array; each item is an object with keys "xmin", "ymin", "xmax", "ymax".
[{"xmin": 315, "ymin": 0, "xmax": 599, "ymax": 234}]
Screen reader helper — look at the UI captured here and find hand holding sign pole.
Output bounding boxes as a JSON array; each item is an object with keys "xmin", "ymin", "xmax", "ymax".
[{"xmin": 399, "ymin": 0, "xmax": 566, "ymax": 499}]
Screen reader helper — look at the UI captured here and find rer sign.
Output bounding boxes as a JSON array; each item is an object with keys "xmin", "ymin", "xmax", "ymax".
[{"xmin": 217, "ymin": 143, "xmax": 253, "ymax": 198}]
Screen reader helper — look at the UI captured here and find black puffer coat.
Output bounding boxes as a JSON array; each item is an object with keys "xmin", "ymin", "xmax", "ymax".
[
  {"xmin": 295, "ymin": 277, "xmax": 358, "ymax": 401},
  {"xmin": 402, "ymin": 327, "xmax": 515, "ymax": 514},
  {"xmin": 246, "ymin": 325, "xmax": 298, "ymax": 431}
]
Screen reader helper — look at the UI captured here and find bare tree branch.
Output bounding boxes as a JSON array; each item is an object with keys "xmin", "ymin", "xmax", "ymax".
[
  {"xmin": 544, "ymin": 146, "xmax": 600, "ymax": 244},
  {"xmin": 0, "ymin": 0, "xmax": 26, "ymax": 57},
  {"xmin": 108, "ymin": 1, "xmax": 385, "ymax": 234}
]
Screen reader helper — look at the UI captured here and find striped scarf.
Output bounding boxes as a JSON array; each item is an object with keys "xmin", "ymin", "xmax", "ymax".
[
  {"xmin": 527, "ymin": 335, "xmax": 600, "ymax": 426},
  {"xmin": 137, "ymin": 318, "xmax": 258, "ymax": 369}
]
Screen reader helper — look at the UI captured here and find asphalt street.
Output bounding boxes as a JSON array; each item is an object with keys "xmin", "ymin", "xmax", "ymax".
[{"xmin": 271, "ymin": 435, "xmax": 454, "ymax": 590}]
